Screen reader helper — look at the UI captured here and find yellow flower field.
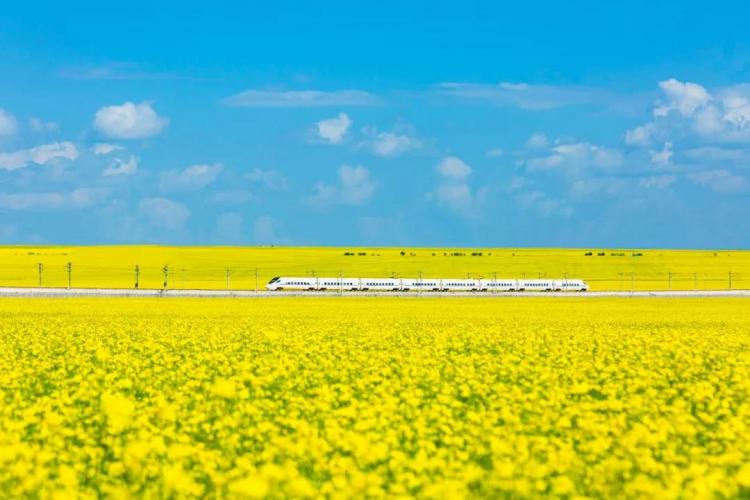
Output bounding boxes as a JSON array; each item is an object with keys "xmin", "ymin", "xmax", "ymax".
[
  {"xmin": 0, "ymin": 245, "xmax": 749, "ymax": 291},
  {"xmin": 1, "ymin": 297, "xmax": 749, "ymax": 498}
]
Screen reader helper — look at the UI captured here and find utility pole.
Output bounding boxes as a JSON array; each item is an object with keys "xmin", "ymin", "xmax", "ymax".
[
  {"xmin": 134, "ymin": 265, "xmax": 140, "ymax": 289},
  {"xmin": 66, "ymin": 262, "xmax": 72, "ymax": 289},
  {"xmin": 225, "ymin": 268, "xmax": 232, "ymax": 290},
  {"xmin": 668, "ymin": 272, "xmax": 672, "ymax": 290},
  {"xmin": 162, "ymin": 265, "xmax": 169, "ymax": 289},
  {"xmin": 37, "ymin": 263, "xmax": 43, "ymax": 287},
  {"xmin": 729, "ymin": 271, "xmax": 733, "ymax": 290}
]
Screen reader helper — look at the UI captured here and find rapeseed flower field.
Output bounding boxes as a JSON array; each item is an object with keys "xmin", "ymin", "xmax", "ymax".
[
  {"xmin": 1, "ymin": 297, "xmax": 749, "ymax": 498},
  {"xmin": 1, "ymin": 245, "xmax": 749, "ymax": 290}
]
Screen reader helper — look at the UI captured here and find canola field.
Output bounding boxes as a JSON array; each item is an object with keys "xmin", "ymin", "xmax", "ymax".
[
  {"xmin": 1, "ymin": 297, "xmax": 750, "ymax": 497},
  {"xmin": 0, "ymin": 245, "xmax": 749, "ymax": 291}
]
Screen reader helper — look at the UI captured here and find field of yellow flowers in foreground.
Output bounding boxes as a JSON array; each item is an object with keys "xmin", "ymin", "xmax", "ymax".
[{"xmin": 1, "ymin": 297, "xmax": 749, "ymax": 498}]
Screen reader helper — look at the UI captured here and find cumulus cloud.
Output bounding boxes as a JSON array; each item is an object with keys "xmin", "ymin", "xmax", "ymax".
[
  {"xmin": 311, "ymin": 165, "xmax": 376, "ymax": 206},
  {"xmin": 245, "ymin": 168, "xmax": 288, "ymax": 190},
  {"xmin": 0, "ymin": 188, "xmax": 108, "ymax": 210},
  {"xmin": 93, "ymin": 143, "xmax": 124, "ymax": 155},
  {"xmin": 28, "ymin": 117, "xmax": 58, "ymax": 132},
  {"xmin": 360, "ymin": 123, "xmax": 422, "ymax": 158},
  {"xmin": 430, "ymin": 156, "xmax": 485, "ymax": 215},
  {"xmin": 316, "ymin": 112, "xmax": 351, "ymax": 144},
  {"xmin": 627, "ymin": 78, "xmax": 750, "ymax": 146},
  {"xmin": 650, "ymin": 142, "xmax": 673, "ymax": 166},
  {"xmin": 224, "ymin": 89, "xmax": 379, "ymax": 107},
  {"xmin": 94, "ymin": 101, "xmax": 168, "ymax": 139},
  {"xmin": 103, "ymin": 155, "xmax": 138, "ymax": 177},
  {"xmin": 160, "ymin": 163, "xmax": 223, "ymax": 192},
  {"xmin": 138, "ymin": 197, "xmax": 190, "ymax": 229},
  {"xmin": 436, "ymin": 156, "xmax": 472, "ymax": 179},
  {"xmin": 0, "ymin": 142, "xmax": 79, "ymax": 171},
  {"xmin": 653, "ymin": 79, "xmax": 712, "ymax": 117},
  {"xmin": 0, "ymin": 109, "xmax": 18, "ymax": 136},
  {"xmin": 688, "ymin": 170, "xmax": 747, "ymax": 193},
  {"xmin": 625, "ymin": 123, "xmax": 655, "ymax": 146},
  {"xmin": 526, "ymin": 142, "xmax": 624, "ymax": 172}
]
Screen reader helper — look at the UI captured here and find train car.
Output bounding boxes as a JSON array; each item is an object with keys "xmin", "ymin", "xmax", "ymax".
[
  {"xmin": 266, "ymin": 276, "xmax": 317, "ymax": 290},
  {"xmin": 401, "ymin": 279, "xmax": 443, "ymax": 291},
  {"xmin": 481, "ymin": 279, "xmax": 519, "ymax": 291},
  {"xmin": 552, "ymin": 279, "xmax": 588, "ymax": 292},
  {"xmin": 441, "ymin": 279, "xmax": 480, "ymax": 291},
  {"xmin": 266, "ymin": 276, "xmax": 589, "ymax": 292},
  {"xmin": 359, "ymin": 278, "xmax": 400, "ymax": 291}
]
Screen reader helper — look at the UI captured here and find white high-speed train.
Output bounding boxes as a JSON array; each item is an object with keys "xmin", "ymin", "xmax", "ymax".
[{"xmin": 266, "ymin": 276, "xmax": 588, "ymax": 292}]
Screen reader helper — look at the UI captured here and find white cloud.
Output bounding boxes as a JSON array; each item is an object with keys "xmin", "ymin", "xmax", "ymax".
[
  {"xmin": 653, "ymin": 79, "xmax": 711, "ymax": 117},
  {"xmin": 93, "ymin": 143, "xmax": 124, "ymax": 155},
  {"xmin": 625, "ymin": 123, "xmax": 655, "ymax": 146},
  {"xmin": 434, "ymin": 184, "xmax": 476, "ymax": 211},
  {"xmin": 639, "ymin": 175, "xmax": 676, "ymax": 189},
  {"xmin": 103, "ymin": 155, "xmax": 138, "ymax": 177},
  {"xmin": 722, "ymin": 94, "xmax": 750, "ymax": 129},
  {"xmin": 224, "ymin": 89, "xmax": 379, "ymax": 107},
  {"xmin": 0, "ymin": 109, "xmax": 18, "ymax": 136},
  {"xmin": 434, "ymin": 82, "xmax": 596, "ymax": 110},
  {"xmin": 245, "ymin": 168, "xmax": 288, "ymax": 190},
  {"xmin": 371, "ymin": 132, "xmax": 420, "ymax": 157},
  {"xmin": 436, "ymin": 156, "xmax": 472, "ymax": 179},
  {"xmin": 0, "ymin": 188, "xmax": 108, "ymax": 210},
  {"xmin": 93, "ymin": 101, "xmax": 168, "ymax": 139},
  {"xmin": 515, "ymin": 190, "xmax": 572, "ymax": 217},
  {"xmin": 360, "ymin": 125, "xmax": 422, "ymax": 158},
  {"xmin": 485, "ymin": 148, "xmax": 504, "ymax": 157},
  {"xmin": 0, "ymin": 142, "xmax": 79, "ymax": 171},
  {"xmin": 650, "ymin": 142, "xmax": 673, "ymax": 165},
  {"xmin": 28, "ymin": 117, "xmax": 58, "ymax": 132},
  {"xmin": 316, "ymin": 112, "xmax": 351, "ymax": 144},
  {"xmin": 526, "ymin": 142, "xmax": 624, "ymax": 172},
  {"xmin": 430, "ymin": 156, "xmax": 485, "ymax": 215},
  {"xmin": 138, "ymin": 198, "xmax": 189, "ymax": 229},
  {"xmin": 628, "ymin": 79, "xmax": 750, "ymax": 147},
  {"xmin": 311, "ymin": 165, "xmax": 376, "ymax": 206},
  {"xmin": 688, "ymin": 170, "xmax": 747, "ymax": 193},
  {"xmin": 525, "ymin": 132, "xmax": 549, "ymax": 149},
  {"xmin": 160, "ymin": 163, "xmax": 223, "ymax": 192},
  {"xmin": 210, "ymin": 189, "xmax": 255, "ymax": 205}
]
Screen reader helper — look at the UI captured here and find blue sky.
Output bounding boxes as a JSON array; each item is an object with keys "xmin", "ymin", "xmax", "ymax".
[{"xmin": 1, "ymin": 1, "xmax": 749, "ymax": 247}]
